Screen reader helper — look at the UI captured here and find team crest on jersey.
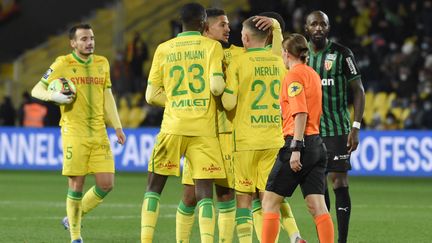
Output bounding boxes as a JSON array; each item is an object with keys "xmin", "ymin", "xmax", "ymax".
[
  {"xmin": 324, "ymin": 60, "xmax": 333, "ymax": 71},
  {"xmin": 288, "ymin": 82, "xmax": 303, "ymax": 97},
  {"xmin": 42, "ymin": 68, "xmax": 53, "ymax": 79},
  {"xmin": 98, "ymin": 66, "xmax": 104, "ymax": 74}
]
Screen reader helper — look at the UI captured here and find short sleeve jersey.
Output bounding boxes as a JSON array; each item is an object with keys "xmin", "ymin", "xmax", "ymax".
[
  {"xmin": 148, "ymin": 31, "xmax": 224, "ymax": 137},
  {"xmin": 40, "ymin": 52, "xmax": 111, "ymax": 137},
  {"xmin": 225, "ymin": 48, "xmax": 285, "ymax": 151},
  {"xmin": 308, "ymin": 41, "xmax": 361, "ymax": 137},
  {"xmin": 280, "ymin": 63, "xmax": 322, "ymax": 137}
]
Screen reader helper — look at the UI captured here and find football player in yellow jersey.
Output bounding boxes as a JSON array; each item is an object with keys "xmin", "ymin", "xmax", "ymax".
[
  {"xmin": 31, "ymin": 24, "xmax": 126, "ymax": 243},
  {"xmin": 141, "ymin": 3, "xmax": 226, "ymax": 243},
  {"xmin": 221, "ymin": 16, "xmax": 287, "ymax": 243},
  {"xmin": 176, "ymin": 8, "xmax": 300, "ymax": 243}
]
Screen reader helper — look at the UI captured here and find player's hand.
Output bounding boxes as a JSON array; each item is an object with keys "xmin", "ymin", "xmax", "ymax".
[
  {"xmin": 115, "ymin": 128, "xmax": 126, "ymax": 145},
  {"xmin": 50, "ymin": 91, "xmax": 74, "ymax": 104},
  {"xmin": 347, "ymin": 128, "xmax": 359, "ymax": 153},
  {"xmin": 289, "ymin": 151, "xmax": 302, "ymax": 172},
  {"xmin": 252, "ymin": 16, "xmax": 273, "ymax": 31}
]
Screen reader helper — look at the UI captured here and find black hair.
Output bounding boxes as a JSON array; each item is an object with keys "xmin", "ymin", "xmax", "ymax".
[
  {"xmin": 69, "ymin": 24, "xmax": 92, "ymax": 40},
  {"xmin": 259, "ymin": 12, "xmax": 285, "ymax": 32},
  {"xmin": 206, "ymin": 8, "xmax": 226, "ymax": 18},
  {"xmin": 180, "ymin": 3, "xmax": 206, "ymax": 26}
]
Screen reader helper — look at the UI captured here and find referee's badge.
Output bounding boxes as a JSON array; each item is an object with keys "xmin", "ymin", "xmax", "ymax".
[
  {"xmin": 325, "ymin": 60, "xmax": 333, "ymax": 71},
  {"xmin": 288, "ymin": 82, "xmax": 303, "ymax": 97}
]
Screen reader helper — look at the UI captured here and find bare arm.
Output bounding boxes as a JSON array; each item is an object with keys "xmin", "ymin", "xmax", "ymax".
[
  {"xmin": 348, "ymin": 78, "xmax": 365, "ymax": 152},
  {"xmin": 290, "ymin": 112, "xmax": 307, "ymax": 172}
]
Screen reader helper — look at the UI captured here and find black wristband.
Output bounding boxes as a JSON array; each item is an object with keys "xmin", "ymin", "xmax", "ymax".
[{"xmin": 289, "ymin": 139, "xmax": 304, "ymax": 152}]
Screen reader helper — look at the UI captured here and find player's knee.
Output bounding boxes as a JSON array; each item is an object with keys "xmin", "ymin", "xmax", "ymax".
[
  {"xmin": 98, "ymin": 183, "xmax": 113, "ymax": 192},
  {"xmin": 182, "ymin": 196, "xmax": 197, "ymax": 207},
  {"xmin": 261, "ymin": 197, "xmax": 280, "ymax": 213},
  {"xmin": 305, "ymin": 195, "xmax": 328, "ymax": 217},
  {"xmin": 330, "ymin": 172, "xmax": 348, "ymax": 188}
]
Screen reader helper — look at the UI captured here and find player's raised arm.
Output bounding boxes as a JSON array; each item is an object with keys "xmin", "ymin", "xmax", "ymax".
[{"xmin": 253, "ymin": 12, "xmax": 285, "ymax": 56}]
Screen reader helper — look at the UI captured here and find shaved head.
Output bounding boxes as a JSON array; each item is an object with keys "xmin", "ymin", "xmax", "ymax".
[{"xmin": 305, "ymin": 11, "xmax": 330, "ymax": 50}]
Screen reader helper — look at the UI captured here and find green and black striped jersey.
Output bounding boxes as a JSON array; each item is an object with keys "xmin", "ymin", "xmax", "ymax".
[{"xmin": 308, "ymin": 41, "xmax": 361, "ymax": 137}]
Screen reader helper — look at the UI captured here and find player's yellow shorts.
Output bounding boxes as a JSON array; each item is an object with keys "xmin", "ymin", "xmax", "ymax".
[
  {"xmin": 233, "ymin": 148, "xmax": 279, "ymax": 193},
  {"xmin": 62, "ymin": 133, "xmax": 114, "ymax": 176},
  {"xmin": 182, "ymin": 133, "xmax": 234, "ymax": 188},
  {"xmin": 149, "ymin": 133, "xmax": 225, "ymax": 179}
]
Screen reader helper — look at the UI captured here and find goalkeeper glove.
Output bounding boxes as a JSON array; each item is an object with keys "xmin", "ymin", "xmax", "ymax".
[{"xmin": 50, "ymin": 91, "xmax": 74, "ymax": 104}]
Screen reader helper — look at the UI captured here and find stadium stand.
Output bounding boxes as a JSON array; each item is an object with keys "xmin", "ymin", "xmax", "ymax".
[{"xmin": 0, "ymin": 0, "xmax": 430, "ymax": 129}]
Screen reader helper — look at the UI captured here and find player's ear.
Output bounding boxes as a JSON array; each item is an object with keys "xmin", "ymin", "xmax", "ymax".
[{"xmin": 70, "ymin": 39, "xmax": 76, "ymax": 49}]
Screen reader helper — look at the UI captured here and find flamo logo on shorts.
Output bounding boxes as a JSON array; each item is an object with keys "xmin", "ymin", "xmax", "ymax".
[
  {"xmin": 157, "ymin": 161, "xmax": 178, "ymax": 170},
  {"xmin": 202, "ymin": 164, "xmax": 222, "ymax": 172},
  {"xmin": 238, "ymin": 178, "xmax": 253, "ymax": 187}
]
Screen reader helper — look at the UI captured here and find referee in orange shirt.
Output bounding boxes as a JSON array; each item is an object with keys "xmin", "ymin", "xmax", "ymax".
[{"xmin": 261, "ymin": 33, "xmax": 334, "ymax": 243}]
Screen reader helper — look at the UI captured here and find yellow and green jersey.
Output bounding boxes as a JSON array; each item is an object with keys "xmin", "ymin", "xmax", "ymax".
[
  {"xmin": 225, "ymin": 48, "xmax": 286, "ymax": 151},
  {"xmin": 148, "ymin": 31, "xmax": 224, "ymax": 137},
  {"xmin": 40, "ymin": 52, "xmax": 111, "ymax": 137},
  {"xmin": 217, "ymin": 44, "xmax": 244, "ymax": 134}
]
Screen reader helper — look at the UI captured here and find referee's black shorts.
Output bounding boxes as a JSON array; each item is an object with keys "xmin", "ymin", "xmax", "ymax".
[{"xmin": 265, "ymin": 135, "xmax": 327, "ymax": 198}]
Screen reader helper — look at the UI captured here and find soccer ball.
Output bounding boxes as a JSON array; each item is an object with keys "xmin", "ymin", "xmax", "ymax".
[{"xmin": 48, "ymin": 77, "xmax": 77, "ymax": 96}]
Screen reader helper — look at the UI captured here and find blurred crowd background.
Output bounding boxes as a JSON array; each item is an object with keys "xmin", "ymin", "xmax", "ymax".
[{"xmin": 0, "ymin": 0, "xmax": 431, "ymax": 130}]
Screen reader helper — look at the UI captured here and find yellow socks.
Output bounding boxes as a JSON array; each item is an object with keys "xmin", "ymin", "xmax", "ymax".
[
  {"xmin": 66, "ymin": 189, "xmax": 83, "ymax": 241},
  {"xmin": 216, "ymin": 199, "xmax": 236, "ymax": 243},
  {"xmin": 82, "ymin": 186, "xmax": 108, "ymax": 216},
  {"xmin": 141, "ymin": 192, "xmax": 160, "ymax": 243},
  {"xmin": 198, "ymin": 198, "xmax": 216, "ymax": 243},
  {"xmin": 236, "ymin": 208, "xmax": 253, "ymax": 243},
  {"xmin": 280, "ymin": 199, "xmax": 301, "ymax": 242},
  {"xmin": 252, "ymin": 199, "xmax": 263, "ymax": 241},
  {"xmin": 176, "ymin": 200, "xmax": 196, "ymax": 243}
]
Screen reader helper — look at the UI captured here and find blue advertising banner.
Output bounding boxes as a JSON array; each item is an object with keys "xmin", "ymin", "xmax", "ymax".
[
  {"xmin": 0, "ymin": 128, "xmax": 431, "ymax": 176},
  {"xmin": 350, "ymin": 131, "xmax": 432, "ymax": 177},
  {"xmin": 0, "ymin": 127, "xmax": 159, "ymax": 172}
]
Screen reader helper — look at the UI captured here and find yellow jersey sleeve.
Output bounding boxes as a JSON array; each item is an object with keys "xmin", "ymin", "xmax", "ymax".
[
  {"xmin": 40, "ymin": 56, "xmax": 67, "ymax": 85},
  {"xmin": 210, "ymin": 42, "xmax": 224, "ymax": 77},
  {"xmin": 222, "ymin": 59, "xmax": 239, "ymax": 111},
  {"xmin": 103, "ymin": 57, "xmax": 112, "ymax": 89},
  {"xmin": 271, "ymin": 18, "xmax": 283, "ymax": 56}
]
